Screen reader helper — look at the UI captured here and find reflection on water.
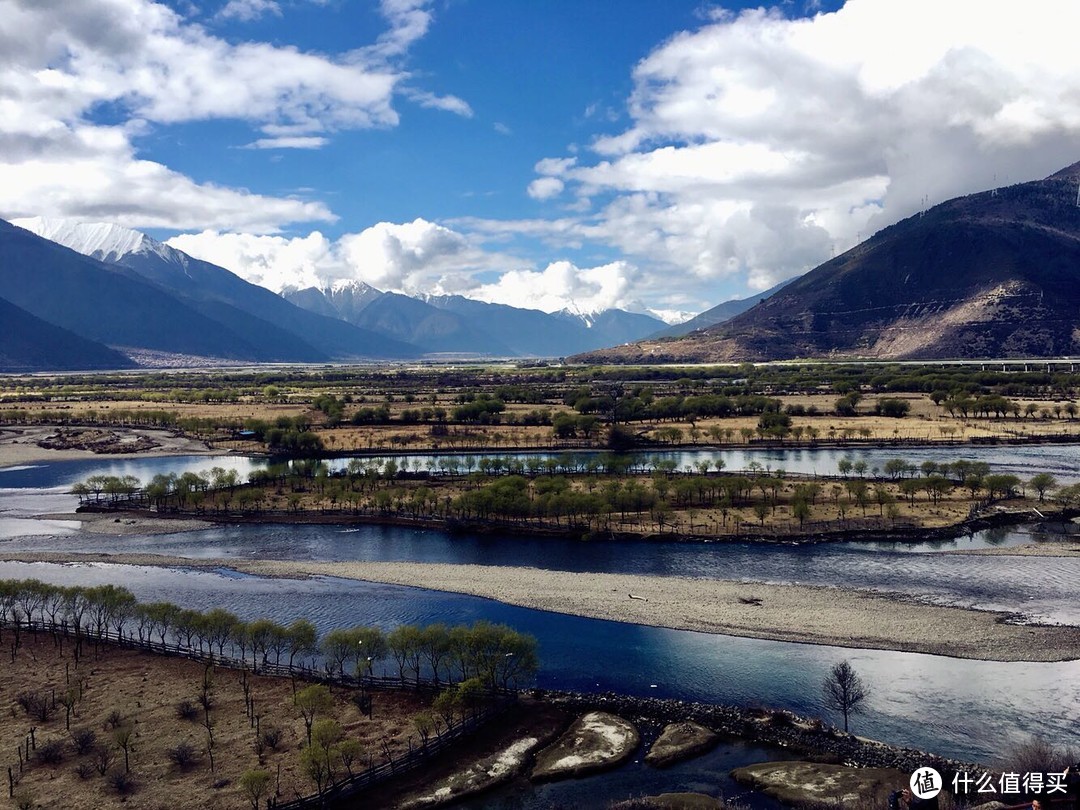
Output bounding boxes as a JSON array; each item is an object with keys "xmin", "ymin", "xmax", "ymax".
[
  {"xmin": 0, "ymin": 560, "xmax": 1076, "ymax": 764},
  {"xmin": 5, "ymin": 443, "xmax": 1080, "ymax": 490}
]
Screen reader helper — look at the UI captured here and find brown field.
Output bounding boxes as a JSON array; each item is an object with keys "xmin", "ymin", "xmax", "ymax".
[
  {"xmin": 2, "ymin": 633, "xmax": 430, "ymax": 810},
  {"xmin": 4, "ymin": 377, "xmax": 1080, "ymax": 459}
]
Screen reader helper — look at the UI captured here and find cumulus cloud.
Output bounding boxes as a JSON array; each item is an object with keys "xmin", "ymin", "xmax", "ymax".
[
  {"xmin": 168, "ymin": 218, "xmax": 519, "ymax": 295},
  {"xmin": 471, "ymin": 260, "xmax": 642, "ymax": 314},
  {"xmin": 0, "ymin": 0, "xmax": 448, "ymax": 231},
  {"xmin": 527, "ymin": 177, "xmax": 565, "ymax": 200},
  {"xmin": 167, "ymin": 230, "xmax": 340, "ymax": 291},
  {"xmin": 167, "ymin": 216, "xmax": 698, "ymax": 319},
  {"xmin": 515, "ymin": 0, "xmax": 1080, "ymax": 300}
]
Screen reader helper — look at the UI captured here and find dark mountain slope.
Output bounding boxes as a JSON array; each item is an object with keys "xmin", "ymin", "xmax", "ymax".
[
  {"xmin": 0, "ymin": 220, "xmax": 277, "ymax": 360},
  {"xmin": 113, "ymin": 249, "xmax": 416, "ymax": 360},
  {"xmin": 349, "ymin": 292, "xmax": 513, "ymax": 355},
  {"xmin": 0, "ymin": 297, "xmax": 135, "ymax": 371},
  {"xmin": 574, "ymin": 163, "xmax": 1080, "ymax": 363}
]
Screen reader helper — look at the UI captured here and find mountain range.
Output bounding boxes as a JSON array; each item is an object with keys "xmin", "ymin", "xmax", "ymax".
[
  {"xmin": 0, "ymin": 218, "xmax": 668, "ymax": 371},
  {"xmin": 574, "ymin": 160, "xmax": 1080, "ymax": 363},
  {"xmin": 281, "ymin": 283, "xmax": 666, "ymax": 357}
]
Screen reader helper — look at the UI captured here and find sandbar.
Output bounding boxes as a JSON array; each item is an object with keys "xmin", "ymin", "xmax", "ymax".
[{"xmin": 1, "ymin": 552, "xmax": 1077, "ymax": 662}]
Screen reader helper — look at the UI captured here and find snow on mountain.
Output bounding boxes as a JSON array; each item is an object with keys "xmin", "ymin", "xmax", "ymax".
[
  {"xmin": 327, "ymin": 278, "xmax": 380, "ymax": 296},
  {"xmin": 13, "ymin": 216, "xmax": 179, "ymax": 265}
]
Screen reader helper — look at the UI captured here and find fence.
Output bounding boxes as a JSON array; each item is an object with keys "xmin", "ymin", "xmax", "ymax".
[
  {"xmin": 3, "ymin": 617, "xmax": 515, "ymax": 809},
  {"xmin": 269, "ymin": 703, "xmax": 511, "ymax": 809}
]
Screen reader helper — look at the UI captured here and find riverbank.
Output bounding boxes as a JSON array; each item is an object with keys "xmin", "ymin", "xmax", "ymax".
[
  {"xmin": 74, "ymin": 499, "xmax": 1080, "ymax": 550},
  {"xmin": 0, "ymin": 425, "xmax": 221, "ymax": 467},
  {"xmin": 2, "ymin": 551, "xmax": 1077, "ymax": 662}
]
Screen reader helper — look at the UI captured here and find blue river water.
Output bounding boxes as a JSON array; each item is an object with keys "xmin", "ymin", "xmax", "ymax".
[{"xmin": 1, "ymin": 454, "xmax": 1079, "ymax": 772}]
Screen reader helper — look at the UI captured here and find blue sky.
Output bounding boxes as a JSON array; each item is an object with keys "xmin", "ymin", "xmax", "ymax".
[{"xmin": 3, "ymin": 0, "xmax": 1080, "ymax": 322}]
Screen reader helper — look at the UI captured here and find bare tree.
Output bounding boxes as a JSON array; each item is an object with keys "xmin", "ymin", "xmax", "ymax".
[{"xmin": 822, "ymin": 659, "xmax": 870, "ymax": 733}]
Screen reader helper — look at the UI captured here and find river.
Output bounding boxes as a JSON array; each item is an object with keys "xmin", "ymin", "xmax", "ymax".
[{"xmin": 1, "ymin": 453, "xmax": 1078, "ymax": 772}]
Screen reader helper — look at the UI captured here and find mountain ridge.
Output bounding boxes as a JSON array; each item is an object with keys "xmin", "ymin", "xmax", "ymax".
[
  {"xmin": 12, "ymin": 218, "xmax": 419, "ymax": 361},
  {"xmin": 572, "ymin": 161, "xmax": 1080, "ymax": 363}
]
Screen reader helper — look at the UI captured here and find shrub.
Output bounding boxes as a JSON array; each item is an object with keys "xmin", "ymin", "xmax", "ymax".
[
  {"xmin": 175, "ymin": 700, "xmax": 199, "ymax": 721},
  {"xmin": 260, "ymin": 726, "xmax": 284, "ymax": 752},
  {"xmin": 104, "ymin": 709, "xmax": 124, "ymax": 730},
  {"xmin": 71, "ymin": 728, "xmax": 97, "ymax": 756},
  {"xmin": 35, "ymin": 738, "xmax": 65, "ymax": 765},
  {"xmin": 1007, "ymin": 736, "xmax": 1077, "ymax": 775},
  {"xmin": 15, "ymin": 691, "xmax": 53, "ymax": 722},
  {"xmin": 166, "ymin": 740, "xmax": 201, "ymax": 771},
  {"xmin": 107, "ymin": 769, "xmax": 136, "ymax": 796},
  {"xmin": 74, "ymin": 761, "xmax": 96, "ymax": 780},
  {"xmin": 93, "ymin": 743, "xmax": 114, "ymax": 776}
]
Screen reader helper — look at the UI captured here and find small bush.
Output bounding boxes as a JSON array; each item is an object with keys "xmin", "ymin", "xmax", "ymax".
[
  {"xmin": 175, "ymin": 700, "xmax": 199, "ymax": 721},
  {"xmin": 71, "ymin": 728, "xmax": 97, "ymax": 756},
  {"xmin": 1007, "ymin": 735, "xmax": 1077, "ymax": 775},
  {"xmin": 104, "ymin": 709, "xmax": 124, "ymax": 730},
  {"xmin": 35, "ymin": 738, "xmax": 65, "ymax": 765},
  {"xmin": 93, "ymin": 743, "xmax": 114, "ymax": 776},
  {"xmin": 74, "ymin": 762, "xmax": 95, "ymax": 780},
  {"xmin": 15, "ymin": 691, "xmax": 53, "ymax": 722},
  {"xmin": 107, "ymin": 769, "xmax": 136, "ymax": 796},
  {"xmin": 261, "ymin": 726, "xmax": 284, "ymax": 752},
  {"xmin": 166, "ymin": 740, "xmax": 201, "ymax": 771},
  {"xmin": 13, "ymin": 789, "xmax": 34, "ymax": 810}
]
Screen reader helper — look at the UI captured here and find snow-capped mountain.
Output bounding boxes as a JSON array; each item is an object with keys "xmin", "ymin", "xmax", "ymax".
[
  {"xmin": 13, "ymin": 217, "xmax": 178, "ymax": 266},
  {"xmin": 15, "ymin": 215, "xmax": 666, "ymax": 359},
  {"xmin": 9, "ymin": 217, "xmax": 418, "ymax": 361}
]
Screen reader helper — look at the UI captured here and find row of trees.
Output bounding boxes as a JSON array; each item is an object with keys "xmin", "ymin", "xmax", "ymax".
[{"xmin": 0, "ymin": 579, "xmax": 538, "ymax": 690}]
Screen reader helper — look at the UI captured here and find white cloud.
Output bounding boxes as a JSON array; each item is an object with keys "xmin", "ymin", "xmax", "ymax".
[
  {"xmin": 166, "ymin": 216, "xmax": 709, "ymax": 318},
  {"xmin": 527, "ymin": 177, "xmax": 564, "ymax": 201},
  {"xmin": 471, "ymin": 260, "xmax": 641, "ymax": 315},
  {"xmin": 402, "ymin": 89, "xmax": 474, "ymax": 117},
  {"xmin": 218, "ymin": 0, "xmax": 281, "ymax": 22},
  {"xmin": 513, "ymin": 0, "xmax": 1080, "ymax": 301},
  {"xmin": 167, "ymin": 230, "xmax": 339, "ymax": 291},
  {"xmin": 168, "ymin": 218, "xmax": 521, "ymax": 295},
  {"xmin": 242, "ymin": 136, "xmax": 329, "ymax": 149},
  {"xmin": 0, "ymin": 0, "xmax": 452, "ymax": 231}
]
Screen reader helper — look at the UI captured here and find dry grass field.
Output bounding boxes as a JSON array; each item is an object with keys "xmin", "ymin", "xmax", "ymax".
[{"xmin": 2, "ymin": 633, "xmax": 430, "ymax": 810}]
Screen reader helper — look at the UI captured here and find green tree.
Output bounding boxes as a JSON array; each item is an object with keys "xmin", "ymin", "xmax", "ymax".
[
  {"xmin": 239, "ymin": 769, "xmax": 272, "ymax": 810},
  {"xmin": 294, "ymin": 684, "xmax": 333, "ymax": 745},
  {"xmin": 1029, "ymin": 472, "xmax": 1057, "ymax": 503}
]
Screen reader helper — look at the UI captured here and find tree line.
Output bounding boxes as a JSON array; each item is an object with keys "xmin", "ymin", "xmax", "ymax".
[{"xmin": 0, "ymin": 579, "xmax": 538, "ymax": 690}]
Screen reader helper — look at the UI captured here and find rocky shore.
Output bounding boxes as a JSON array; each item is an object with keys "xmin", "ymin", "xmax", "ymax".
[{"xmin": 534, "ymin": 690, "xmax": 989, "ymax": 776}]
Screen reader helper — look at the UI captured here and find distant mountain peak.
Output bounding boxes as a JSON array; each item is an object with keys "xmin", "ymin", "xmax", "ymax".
[
  {"xmin": 327, "ymin": 278, "xmax": 382, "ymax": 295},
  {"xmin": 12, "ymin": 216, "xmax": 177, "ymax": 265}
]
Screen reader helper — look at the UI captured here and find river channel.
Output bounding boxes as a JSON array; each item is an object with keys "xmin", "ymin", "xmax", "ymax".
[{"xmin": 1, "ymin": 452, "xmax": 1079, "ymax": 773}]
